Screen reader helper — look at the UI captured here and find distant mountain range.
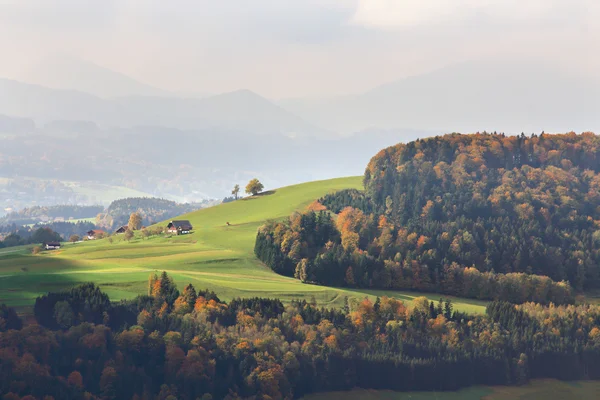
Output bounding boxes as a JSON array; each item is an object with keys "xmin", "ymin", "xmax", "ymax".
[
  {"xmin": 1, "ymin": 57, "xmax": 597, "ymax": 135},
  {"xmin": 280, "ymin": 59, "xmax": 600, "ymax": 135},
  {"xmin": 0, "ymin": 79, "xmax": 323, "ymax": 135},
  {"xmin": 0, "ymin": 57, "xmax": 597, "ymax": 208}
]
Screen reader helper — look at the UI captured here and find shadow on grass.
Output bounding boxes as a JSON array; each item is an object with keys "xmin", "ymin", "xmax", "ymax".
[
  {"xmin": 0, "ymin": 258, "xmax": 84, "ymax": 307},
  {"xmin": 242, "ymin": 190, "xmax": 277, "ymax": 200}
]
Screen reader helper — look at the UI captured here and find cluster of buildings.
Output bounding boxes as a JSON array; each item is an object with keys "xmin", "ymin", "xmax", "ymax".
[{"xmin": 43, "ymin": 220, "xmax": 194, "ymax": 250}]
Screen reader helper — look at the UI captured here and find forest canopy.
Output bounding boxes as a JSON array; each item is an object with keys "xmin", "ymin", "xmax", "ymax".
[
  {"xmin": 3, "ymin": 275, "xmax": 600, "ymax": 399},
  {"xmin": 256, "ymin": 132, "xmax": 600, "ymax": 304}
]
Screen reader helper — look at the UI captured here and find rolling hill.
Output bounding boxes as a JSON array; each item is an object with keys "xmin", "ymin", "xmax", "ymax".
[{"xmin": 0, "ymin": 177, "xmax": 487, "ymax": 313}]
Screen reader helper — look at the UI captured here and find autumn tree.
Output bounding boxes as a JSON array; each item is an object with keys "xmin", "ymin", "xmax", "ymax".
[
  {"xmin": 67, "ymin": 371, "xmax": 83, "ymax": 388},
  {"xmin": 69, "ymin": 234, "xmax": 80, "ymax": 243},
  {"xmin": 245, "ymin": 178, "xmax": 264, "ymax": 196},
  {"xmin": 128, "ymin": 212, "xmax": 142, "ymax": 231}
]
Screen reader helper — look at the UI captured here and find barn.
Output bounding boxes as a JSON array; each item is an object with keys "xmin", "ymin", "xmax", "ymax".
[
  {"xmin": 44, "ymin": 242, "xmax": 61, "ymax": 250},
  {"xmin": 167, "ymin": 220, "xmax": 193, "ymax": 235}
]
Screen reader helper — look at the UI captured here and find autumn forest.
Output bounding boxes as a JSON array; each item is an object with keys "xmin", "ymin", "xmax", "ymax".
[{"xmin": 5, "ymin": 132, "xmax": 600, "ymax": 399}]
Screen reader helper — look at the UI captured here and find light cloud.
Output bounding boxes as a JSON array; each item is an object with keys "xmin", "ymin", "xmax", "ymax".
[
  {"xmin": 0, "ymin": 0, "xmax": 597, "ymax": 97},
  {"xmin": 351, "ymin": 0, "xmax": 586, "ymax": 28}
]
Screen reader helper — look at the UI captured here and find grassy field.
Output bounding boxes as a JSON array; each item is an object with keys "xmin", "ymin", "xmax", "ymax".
[
  {"xmin": 303, "ymin": 379, "xmax": 600, "ymax": 400},
  {"xmin": 0, "ymin": 176, "xmax": 487, "ymax": 314}
]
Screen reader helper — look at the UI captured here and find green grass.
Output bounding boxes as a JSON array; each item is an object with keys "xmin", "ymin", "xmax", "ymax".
[
  {"xmin": 302, "ymin": 379, "xmax": 600, "ymax": 400},
  {"xmin": 0, "ymin": 176, "xmax": 488, "ymax": 314}
]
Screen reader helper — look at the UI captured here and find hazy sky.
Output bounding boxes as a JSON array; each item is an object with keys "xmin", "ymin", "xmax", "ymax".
[{"xmin": 0, "ymin": 0, "xmax": 597, "ymax": 98}]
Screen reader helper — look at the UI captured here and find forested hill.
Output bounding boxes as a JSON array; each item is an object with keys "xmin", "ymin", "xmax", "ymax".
[
  {"xmin": 256, "ymin": 132, "xmax": 600, "ymax": 304},
  {"xmin": 364, "ymin": 132, "xmax": 600, "ymax": 289}
]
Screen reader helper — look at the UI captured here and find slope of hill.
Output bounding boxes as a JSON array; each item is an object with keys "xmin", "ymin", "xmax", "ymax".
[
  {"xmin": 0, "ymin": 177, "xmax": 487, "ymax": 313},
  {"xmin": 280, "ymin": 59, "xmax": 600, "ymax": 134}
]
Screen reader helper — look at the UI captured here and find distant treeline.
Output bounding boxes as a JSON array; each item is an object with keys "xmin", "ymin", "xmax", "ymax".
[
  {"xmin": 0, "ymin": 204, "xmax": 103, "ymax": 226},
  {"xmin": 0, "ymin": 197, "xmax": 212, "ymax": 247},
  {"xmin": 0, "ymin": 227, "xmax": 62, "ymax": 248},
  {"xmin": 95, "ymin": 197, "xmax": 206, "ymax": 230},
  {"xmin": 1, "ymin": 275, "xmax": 600, "ymax": 399}
]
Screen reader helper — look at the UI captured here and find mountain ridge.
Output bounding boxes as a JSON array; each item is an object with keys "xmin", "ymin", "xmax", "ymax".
[
  {"xmin": 279, "ymin": 59, "xmax": 600, "ymax": 134},
  {"xmin": 0, "ymin": 78, "xmax": 322, "ymax": 135}
]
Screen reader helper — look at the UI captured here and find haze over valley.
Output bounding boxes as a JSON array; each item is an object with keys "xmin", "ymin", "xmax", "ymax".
[
  {"xmin": 1, "ymin": 55, "xmax": 598, "ymax": 211},
  {"xmin": 2, "ymin": 2, "xmax": 600, "ymax": 400}
]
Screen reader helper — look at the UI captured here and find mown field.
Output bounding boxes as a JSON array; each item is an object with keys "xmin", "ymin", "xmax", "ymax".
[
  {"xmin": 0, "ymin": 176, "xmax": 487, "ymax": 314},
  {"xmin": 303, "ymin": 379, "xmax": 600, "ymax": 400}
]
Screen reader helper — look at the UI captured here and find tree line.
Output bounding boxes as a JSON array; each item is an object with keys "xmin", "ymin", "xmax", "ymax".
[
  {"xmin": 255, "ymin": 209, "xmax": 572, "ymax": 304},
  {"xmin": 95, "ymin": 197, "xmax": 205, "ymax": 230},
  {"xmin": 0, "ymin": 205, "xmax": 103, "ymax": 226},
  {"xmin": 1, "ymin": 275, "xmax": 600, "ymax": 399}
]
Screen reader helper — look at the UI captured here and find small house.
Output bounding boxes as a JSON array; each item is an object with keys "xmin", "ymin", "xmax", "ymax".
[
  {"xmin": 167, "ymin": 220, "xmax": 193, "ymax": 235},
  {"xmin": 44, "ymin": 242, "xmax": 61, "ymax": 250},
  {"xmin": 87, "ymin": 229, "xmax": 106, "ymax": 240},
  {"xmin": 114, "ymin": 226, "xmax": 127, "ymax": 234}
]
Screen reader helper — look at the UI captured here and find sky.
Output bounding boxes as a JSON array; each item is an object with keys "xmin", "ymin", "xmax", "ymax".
[{"xmin": 0, "ymin": 0, "xmax": 598, "ymax": 98}]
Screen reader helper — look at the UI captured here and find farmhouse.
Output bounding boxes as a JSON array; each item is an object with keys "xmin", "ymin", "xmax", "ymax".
[
  {"xmin": 114, "ymin": 226, "xmax": 127, "ymax": 234},
  {"xmin": 86, "ymin": 229, "xmax": 106, "ymax": 240},
  {"xmin": 44, "ymin": 242, "xmax": 61, "ymax": 250},
  {"xmin": 167, "ymin": 220, "xmax": 193, "ymax": 235}
]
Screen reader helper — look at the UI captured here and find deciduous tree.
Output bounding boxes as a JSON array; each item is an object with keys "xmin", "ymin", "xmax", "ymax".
[
  {"xmin": 128, "ymin": 212, "xmax": 142, "ymax": 231},
  {"xmin": 245, "ymin": 179, "xmax": 264, "ymax": 196}
]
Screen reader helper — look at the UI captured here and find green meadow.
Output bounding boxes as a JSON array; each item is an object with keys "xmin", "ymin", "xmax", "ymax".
[
  {"xmin": 303, "ymin": 379, "xmax": 600, "ymax": 400},
  {"xmin": 0, "ymin": 176, "xmax": 488, "ymax": 314}
]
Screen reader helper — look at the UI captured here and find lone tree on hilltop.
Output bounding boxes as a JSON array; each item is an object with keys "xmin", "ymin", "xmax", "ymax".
[
  {"xmin": 128, "ymin": 212, "xmax": 142, "ymax": 231},
  {"xmin": 232, "ymin": 184, "xmax": 240, "ymax": 200},
  {"xmin": 245, "ymin": 179, "xmax": 264, "ymax": 196}
]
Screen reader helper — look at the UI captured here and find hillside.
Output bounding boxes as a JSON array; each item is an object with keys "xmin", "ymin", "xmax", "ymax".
[
  {"xmin": 0, "ymin": 177, "xmax": 486, "ymax": 313},
  {"xmin": 257, "ymin": 132, "xmax": 600, "ymax": 305}
]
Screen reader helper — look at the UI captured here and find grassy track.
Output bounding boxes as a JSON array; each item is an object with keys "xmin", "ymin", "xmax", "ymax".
[
  {"xmin": 0, "ymin": 176, "xmax": 487, "ymax": 313},
  {"xmin": 303, "ymin": 379, "xmax": 600, "ymax": 400}
]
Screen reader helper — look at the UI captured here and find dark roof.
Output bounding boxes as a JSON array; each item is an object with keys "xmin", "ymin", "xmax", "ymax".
[
  {"xmin": 45, "ymin": 242, "xmax": 61, "ymax": 246},
  {"xmin": 115, "ymin": 226, "xmax": 127, "ymax": 233},
  {"xmin": 168, "ymin": 220, "xmax": 193, "ymax": 230}
]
